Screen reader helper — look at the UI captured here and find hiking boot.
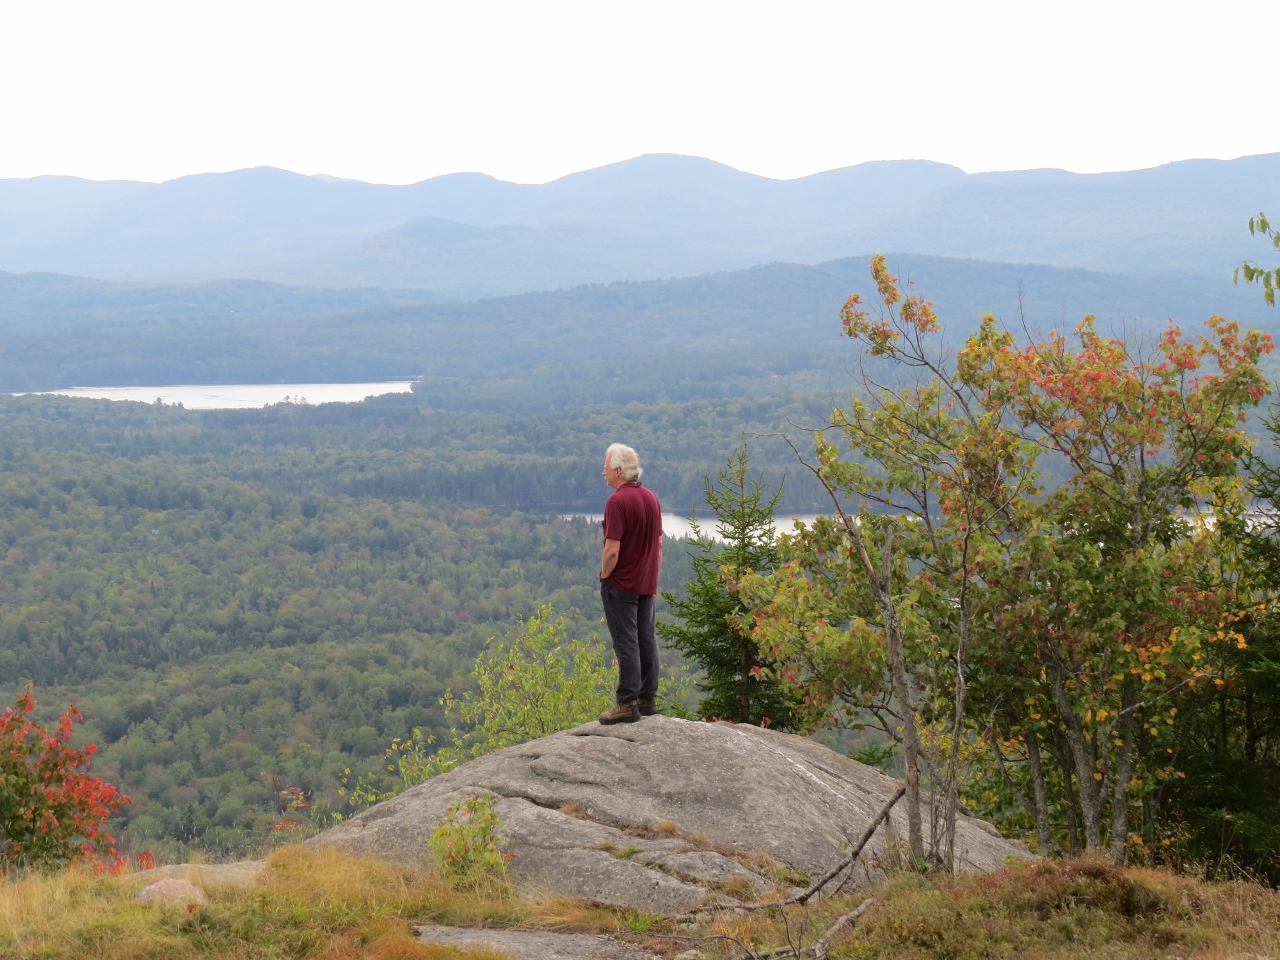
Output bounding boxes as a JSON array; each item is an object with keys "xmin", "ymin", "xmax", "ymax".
[
  {"xmin": 598, "ymin": 700, "xmax": 641, "ymax": 725},
  {"xmin": 637, "ymin": 697, "xmax": 658, "ymax": 717}
]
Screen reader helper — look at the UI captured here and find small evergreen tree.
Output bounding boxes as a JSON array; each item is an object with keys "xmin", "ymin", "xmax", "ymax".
[{"xmin": 660, "ymin": 447, "xmax": 795, "ymax": 728}]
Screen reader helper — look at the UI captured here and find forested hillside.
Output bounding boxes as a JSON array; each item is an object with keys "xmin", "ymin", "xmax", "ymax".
[
  {"xmin": 2, "ymin": 232, "xmax": 1277, "ymax": 876},
  {"xmin": 0, "ymin": 392, "xmax": 829, "ymax": 510},
  {"xmin": 0, "ymin": 389, "xmax": 827, "ymax": 859},
  {"xmin": 4, "ymin": 253, "xmax": 1275, "ymax": 392},
  {"xmin": 0, "ymin": 460, "xmax": 618, "ymax": 859}
]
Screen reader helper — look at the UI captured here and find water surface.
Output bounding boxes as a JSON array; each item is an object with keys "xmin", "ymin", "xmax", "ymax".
[
  {"xmin": 567, "ymin": 513, "xmax": 822, "ymax": 541},
  {"xmin": 32, "ymin": 381, "xmax": 415, "ymax": 409}
]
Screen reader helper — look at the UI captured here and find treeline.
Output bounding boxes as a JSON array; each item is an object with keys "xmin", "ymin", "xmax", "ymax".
[
  {"xmin": 0, "ymin": 449, "xmax": 615, "ymax": 683},
  {"xmin": 3, "ymin": 254, "xmax": 1276, "ymax": 393},
  {"xmin": 0, "ymin": 419, "xmax": 703, "ymax": 860},
  {"xmin": 0, "ymin": 392, "xmax": 833, "ymax": 511}
]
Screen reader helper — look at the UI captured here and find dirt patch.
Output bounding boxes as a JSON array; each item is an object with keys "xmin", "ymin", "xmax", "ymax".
[{"xmin": 414, "ymin": 925, "xmax": 658, "ymax": 959}]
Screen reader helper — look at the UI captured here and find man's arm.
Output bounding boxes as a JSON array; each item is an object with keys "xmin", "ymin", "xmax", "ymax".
[{"xmin": 601, "ymin": 538, "xmax": 621, "ymax": 579}]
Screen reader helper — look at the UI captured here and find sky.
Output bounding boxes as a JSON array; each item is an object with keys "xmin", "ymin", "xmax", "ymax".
[{"xmin": 1, "ymin": 0, "xmax": 1277, "ymax": 186}]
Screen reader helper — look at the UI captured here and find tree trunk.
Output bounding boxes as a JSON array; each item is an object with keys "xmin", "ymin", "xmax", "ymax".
[
  {"xmin": 991, "ymin": 732, "xmax": 1063, "ymax": 858},
  {"xmin": 865, "ymin": 525, "xmax": 924, "ymax": 866},
  {"xmin": 1043, "ymin": 651, "xmax": 1104, "ymax": 851},
  {"xmin": 1108, "ymin": 692, "xmax": 1136, "ymax": 864},
  {"xmin": 1052, "ymin": 728, "xmax": 1083, "ymax": 857},
  {"xmin": 829, "ymin": 500, "xmax": 923, "ymax": 867},
  {"xmin": 882, "ymin": 565, "xmax": 924, "ymax": 862},
  {"xmin": 943, "ymin": 609, "xmax": 969, "ymax": 870},
  {"xmin": 1025, "ymin": 732, "xmax": 1062, "ymax": 856},
  {"xmin": 1245, "ymin": 691, "xmax": 1257, "ymax": 763}
]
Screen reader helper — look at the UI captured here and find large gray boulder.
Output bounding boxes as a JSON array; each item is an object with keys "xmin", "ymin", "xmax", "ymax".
[{"xmin": 310, "ymin": 716, "xmax": 1029, "ymax": 913}]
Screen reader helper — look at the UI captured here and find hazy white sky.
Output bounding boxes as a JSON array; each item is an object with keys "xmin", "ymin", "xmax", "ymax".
[{"xmin": 1, "ymin": 0, "xmax": 1276, "ymax": 185}]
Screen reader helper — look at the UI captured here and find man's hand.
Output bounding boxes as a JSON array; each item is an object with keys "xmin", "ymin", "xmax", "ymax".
[{"xmin": 600, "ymin": 538, "xmax": 621, "ymax": 579}]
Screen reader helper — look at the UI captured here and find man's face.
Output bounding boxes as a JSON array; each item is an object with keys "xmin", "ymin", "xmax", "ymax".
[{"xmin": 602, "ymin": 455, "xmax": 624, "ymax": 490}]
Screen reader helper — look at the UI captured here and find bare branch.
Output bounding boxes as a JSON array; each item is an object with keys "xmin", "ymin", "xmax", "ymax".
[
  {"xmin": 812, "ymin": 897, "xmax": 879, "ymax": 959},
  {"xmin": 794, "ymin": 784, "xmax": 906, "ymax": 905},
  {"xmin": 669, "ymin": 784, "xmax": 904, "ymax": 920}
]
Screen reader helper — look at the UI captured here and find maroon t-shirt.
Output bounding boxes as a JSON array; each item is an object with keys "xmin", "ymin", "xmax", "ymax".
[{"xmin": 603, "ymin": 481, "xmax": 662, "ymax": 595}]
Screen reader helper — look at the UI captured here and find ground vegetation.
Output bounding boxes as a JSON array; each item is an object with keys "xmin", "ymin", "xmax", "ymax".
[{"xmin": 0, "ymin": 848, "xmax": 1277, "ymax": 959}]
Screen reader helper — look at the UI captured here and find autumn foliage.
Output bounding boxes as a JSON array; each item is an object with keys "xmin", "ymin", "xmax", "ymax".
[
  {"xmin": 0, "ymin": 689, "xmax": 130, "ymax": 871},
  {"xmin": 736, "ymin": 253, "xmax": 1276, "ymax": 867}
]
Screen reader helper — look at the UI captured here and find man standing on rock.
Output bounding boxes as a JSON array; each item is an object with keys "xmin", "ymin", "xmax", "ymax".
[{"xmin": 597, "ymin": 443, "xmax": 663, "ymax": 724}]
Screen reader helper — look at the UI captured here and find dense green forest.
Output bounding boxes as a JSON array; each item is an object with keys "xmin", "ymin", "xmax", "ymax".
[
  {"xmin": 0, "ymin": 452, "xmax": 637, "ymax": 859},
  {"xmin": 0, "ymin": 391, "xmax": 796, "ymax": 860},
  {"xmin": 0, "ymin": 391, "xmax": 832, "ymax": 511}
]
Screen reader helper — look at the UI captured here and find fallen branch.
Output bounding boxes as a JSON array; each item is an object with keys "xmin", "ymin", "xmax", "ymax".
[
  {"xmin": 666, "ymin": 782, "xmax": 905, "ymax": 920},
  {"xmin": 794, "ymin": 783, "xmax": 906, "ymax": 905},
  {"xmin": 812, "ymin": 897, "xmax": 878, "ymax": 959},
  {"xmin": 643, "ymin": 932, "xmax": 762, "ymax": 958},
  {"xmin": 655, "ymin": 897, "xmax": 880, "ymax": 959}
]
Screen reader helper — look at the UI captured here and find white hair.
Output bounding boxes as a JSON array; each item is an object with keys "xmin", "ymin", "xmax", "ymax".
[{"xmin": 605, "ymin": 443, "xmax": 642, "ymax": 481}]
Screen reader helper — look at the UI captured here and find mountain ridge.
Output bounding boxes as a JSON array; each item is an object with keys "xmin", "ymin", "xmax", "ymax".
[{"xmin": 2, "ymin": 153, "xmax": 1276, "ymax": 295}]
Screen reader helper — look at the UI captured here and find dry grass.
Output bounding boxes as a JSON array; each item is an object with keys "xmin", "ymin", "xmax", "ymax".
[
  {"xmin": 2, "ymin": 852, "xmax": 1277, "ymax": 960},
  {"xmin": 665, "ymin": 858, "xmax": 1280, "ymax": 960},
  {"xmin": 0, "ymin": 864, "xmax": 164, "ymax": 955},
  {"xmin": 0, "ymin": 846, "xmax": 582, "ymax": 959},
  {"xmin": 865, "ymin": 858, "xmax": 1280, "ymax": 960}
]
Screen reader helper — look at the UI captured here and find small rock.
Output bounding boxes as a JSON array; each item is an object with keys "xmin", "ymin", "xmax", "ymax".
[
  {"xmin": 134, "ymin": 877, "xmax": 208, "ymax": 906},
  {"xmin": 142, "ymin": 861, "xmax": 265, "ymax": 887},
  {"xmin": 673, "ymin": 951, "xmax": 706, "ymax": 960}
]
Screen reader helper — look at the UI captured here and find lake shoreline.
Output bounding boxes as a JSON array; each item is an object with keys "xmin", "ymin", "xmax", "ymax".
[
  {"xmin": 16, "ymin": 381, "xmax": 416, "ymax": 409},
  {"xmin": 565, "ymin": 512, "xmax": 821, "ymax": 541}
]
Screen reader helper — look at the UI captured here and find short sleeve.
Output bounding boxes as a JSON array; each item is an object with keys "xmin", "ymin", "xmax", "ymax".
[{"xmin": 602, "ymin": 495, "xmax": 626, "ymax": 541}]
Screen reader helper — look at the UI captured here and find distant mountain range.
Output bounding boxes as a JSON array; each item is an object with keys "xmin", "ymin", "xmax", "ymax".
[
  {"xmin": 3, "ymin": 253, "xmax": 1274, "ymax": 395},
  {"xmin": 2, "ymin": 154, "xmax": 1278, "ymax": 297}
]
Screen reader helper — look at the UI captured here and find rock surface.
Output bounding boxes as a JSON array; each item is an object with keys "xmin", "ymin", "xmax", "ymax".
[
  {"xmin": 414, "ymin": 925, "xmax": 658, "ymax": 960},
  {"xmin": 134, "ymin": 877, "xmax": 208, "ymax": 906},
  {"xmin": 141, "ymin": 861, "xmax": 266, "ymax": 887},
  {"xmin": 311, "ymin": 717, "xmax": 1030, "ymax": 912}
]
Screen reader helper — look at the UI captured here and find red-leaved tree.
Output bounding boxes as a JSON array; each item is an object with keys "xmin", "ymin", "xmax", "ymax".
[{"xmin": 0, "ymin": 689, "xmax": 131, "ymax": 871}]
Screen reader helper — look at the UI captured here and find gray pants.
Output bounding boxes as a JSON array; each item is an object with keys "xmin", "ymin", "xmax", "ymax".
[{"xmin": 600, "ymin": 578, "xmax": 658, "ymax": 704}]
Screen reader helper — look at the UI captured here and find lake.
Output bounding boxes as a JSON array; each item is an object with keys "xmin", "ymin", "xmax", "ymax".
[
  {"xmin": 29, "ymin": 381, "xmax": 415, "ymax": 409},
  {"xmin": 567, "ymin": 513, "xmax": 822, "ymax": 541}
]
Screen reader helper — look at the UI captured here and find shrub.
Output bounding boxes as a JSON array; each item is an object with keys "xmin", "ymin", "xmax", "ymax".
[
  {"xmin": 0, "ymin": 690, "xmax": 130, "ymax": 871},
  {"xmin": 346, "ymin": 607, "xmax": 615, "ymax": 811},
  {"xmin": 344, "ymin": 604, "xmax": 695, "ymax": 814},
  {"xmin": 428, "ymin": 792, "xmax": 509, "ymax": 894}
]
